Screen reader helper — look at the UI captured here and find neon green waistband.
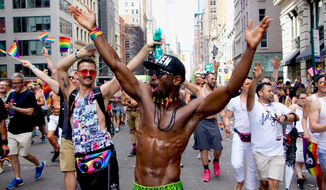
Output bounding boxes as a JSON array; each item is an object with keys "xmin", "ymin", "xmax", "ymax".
[{"xmin": 132, "ymin": 181, "xmax": 183, "ymax": 190}]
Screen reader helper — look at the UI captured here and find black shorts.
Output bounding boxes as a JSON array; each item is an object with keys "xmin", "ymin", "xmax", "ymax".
[
  {"xmin": 33, "ymin": 107, "xmax": 45, "ymax": 126},
  {"xmin": 193, "ymin": 118, "xmax": 223, "ymax": 151}
]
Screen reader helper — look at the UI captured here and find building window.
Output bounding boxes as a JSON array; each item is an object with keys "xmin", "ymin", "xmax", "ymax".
[
  {"xmin": 0, "ymin": 41, "xmax": 5, "ymax": 57},
  {"xmin": 210, "ymin": 1, "xmax": 216, "ymax": 5},
  {"xmin": 93, "ymin": 2, "xmax": 95, "ymax": 11},
  {"xmin": 76, "ymin": 27, "xmax": 79, "ymax": 40},
  {"xmin": 132, "ymin": 9, "xmax": 134, "ymax": 14},
  {"xmin": 14, "ymin": 16, "xmax": 50, "ymax": 32},
  {"xmin": 259, "ymin": 9, "xmax": 265, "ymax": 21},
  {"xmin": 261, "ymin": 33, "xmax": 268, "ymax": 48},
  {"xmin": 59, "ymin": 0, "xmax": 71, "ymax": 14},
  {"xmin": 131, "ymin": 2, "xmax": 134, "ymax": 6},
  {"xmin": 0, "ymin": 0, "xmax": 4, "ymax": 9},
  {"xmin": 135, "ymin": 9, "xmax": 138, "ymax": 14},
  {"xmin": 13, "ymin": 0, "xmax": 50, "ymax": 8},
  {"xmin": 125, "ymin": 2, "xmax": 128, "ymax": 6},
  {"xmin": 0, "ymin": 18, "xmax": 5, "ymax": 33},
  {"xmin": 132, "ymin": 18, "xmax": 135, "ymax": 22},
  {"xmin": 84, "ymin": 31, "xmax": 86, "ymax": 42},
  {"xmin": 0, "ymin": 65, "xmax": 6, "ymax": 78},
  {"xmin": 15, "ymin": 63, "xmax": 50, "ymax": 77},
  {"xmin": 136, "ymin": 18, "xmax": 138, "ymax": 22},
  {"xmin": 18, "ymin": 40, "xmax": 51, "ymax": 56},
  {"xmin": 59, "ymin": 18, "xmax": 72, "ymax": 37},
  {"xmin": 210, "ymin": 8, "xmax": 216, "ymax": 13},
  {"xmin": 80, "ymin": 30, "xmax": 83, "ymax": 41}
]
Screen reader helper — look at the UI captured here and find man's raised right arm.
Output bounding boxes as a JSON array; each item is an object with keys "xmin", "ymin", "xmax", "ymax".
[
  {"xmin": 68, "ymin": 5, "xmax": 143, "ymax": 101},
  {"xmin": 247, "ymin": 62, "xmax": 264, "ymax": 111}
]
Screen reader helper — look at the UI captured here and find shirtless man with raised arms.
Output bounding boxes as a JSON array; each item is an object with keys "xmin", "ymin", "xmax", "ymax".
[{"xmin": 69, "ymin": 5, "xmax": 272, "ymax": 189}]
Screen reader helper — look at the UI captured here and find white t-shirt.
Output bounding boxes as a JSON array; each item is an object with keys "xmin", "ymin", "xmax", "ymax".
[
  {"xmin": 249, "ymin": 101, "xmax": 290, "ymax": 156},
  {"xmin": 227, "ymin": 96, "xmax": 250, "ymax": 133}
]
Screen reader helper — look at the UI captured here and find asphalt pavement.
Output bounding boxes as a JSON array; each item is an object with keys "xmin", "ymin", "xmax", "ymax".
[{"xmin": 0, "ymin": 123, "xmax": 318, "ymax": 189}]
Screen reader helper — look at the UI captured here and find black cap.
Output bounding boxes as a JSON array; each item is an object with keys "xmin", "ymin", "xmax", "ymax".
[{"xmin": 143, "ymin": 54, "xmax": 185, "ymax": 82}]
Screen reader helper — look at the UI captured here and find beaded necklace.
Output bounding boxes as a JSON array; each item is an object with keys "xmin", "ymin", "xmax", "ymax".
[{"xmin": 153, "ymin": 96, "xmax": 179, "ymax": 108}]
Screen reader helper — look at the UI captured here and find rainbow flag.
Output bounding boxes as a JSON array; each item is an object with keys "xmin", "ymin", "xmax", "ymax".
[
  {"xmin": 217, "ymin": 121, "xmax": 224, "ymax": 130},
  {"xmin": 307, "ymin": 74, "xmax": 311, "ymax": 83},
  {"xmin": 39, "ymin": 32, "xmax": 48, "ymax": 41},
  {"xmin": 303, "ymin": 139, "xmax": 322, "ymax": 175},
  {"xmin": 44, "ymin": 37, "xmax": 55, "ymax": 43},
  {"xmin": 273, "ymin": 87, "xmax": 278, "ymax": 95},
  {"xmin": 59, "ymin": 37, "xmax": 71, "ymax": 52},
  {"xmin": 0, "ymin": 156, "xmax": 10, "ymax": 162},
  {"xmin": 6, "ymin": 40, "xmax": 19, "ymax": 59},
  {"xmin": 42, "ymin": 82, "xmax": 52, "ymax": 104},
  {"xmin": 26, "ymin": 80, "xmax": 34, "ymax": 87},
  {"xmin": 317, "ymin": 66, "xmax": 322, "ymax": 73}
]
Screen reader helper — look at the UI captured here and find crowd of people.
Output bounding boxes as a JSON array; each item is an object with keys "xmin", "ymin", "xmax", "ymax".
[{"xmin": 0, "ymin": 5, "xmax": 325, "ymax": 190}]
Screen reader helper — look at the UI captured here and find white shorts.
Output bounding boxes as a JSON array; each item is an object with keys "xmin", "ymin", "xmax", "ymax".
[
  {"xmin": 48, "ymin": 115, "xmax": 59, "ymax": 131},
  {"xmin": 8, "ymin": 132, "xmax": 33, "ymax": 157},
  {"xmin": 296, "ymin": 138, "xmax": 304, "ymax": 162},
  {"xmin": 253, "ymin": 151, "xmax": 285, "ymax": 181}
]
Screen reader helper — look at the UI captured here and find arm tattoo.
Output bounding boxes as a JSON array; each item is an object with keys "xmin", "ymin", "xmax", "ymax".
[{"xmin": 62, "ymin": 77, "xmax": 67, "ymax": 88}]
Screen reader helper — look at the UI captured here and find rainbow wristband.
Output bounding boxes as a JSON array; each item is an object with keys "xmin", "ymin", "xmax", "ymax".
[{"xmin": 89, "ymin": 28, "xmax": 103, "ymax": 40}]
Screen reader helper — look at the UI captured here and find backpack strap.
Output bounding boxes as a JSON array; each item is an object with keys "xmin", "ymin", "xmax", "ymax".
[
  {"xmin": 92, "ymin": 87, "xmax": 112, "ymax": 130},
  {"xmin": 92, "ymin": 87, "xmax": 107, "ymax": 115},
  {"xmin": 68, "ymin": 89, "xmax": 79, "ymax": 118}
]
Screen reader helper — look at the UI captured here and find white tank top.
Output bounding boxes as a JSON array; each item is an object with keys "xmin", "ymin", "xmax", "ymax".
[
  {"xmin": 308, "ymin": 94, "xmax": 320, "ymax": 142},
  {"xmin": 318, "ymin": 98, "xmax": 326, "ymax": 149}
]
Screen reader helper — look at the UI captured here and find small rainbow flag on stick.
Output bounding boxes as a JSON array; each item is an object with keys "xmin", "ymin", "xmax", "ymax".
[
  {"xmin": 317, "ymin": 65, "xmax": 322, "ymax": 73},
  {"xmin": 217, "ymin": 121, "xmax": 224, "ymax": 130},
  {"xmin": 7, "ymin": 40, "xmax": 19, "ymax": 59},
  {"xmin": 307, "ymin": 74, "xmax": 311, "ymax": 83},
  {"xmin": 42, "ymin": 82, "xmax": 52, "ymax": 104},
  {"xmin": 39, "ymin": 32, "xmax": 48, "ymax": 41},
  {"xmin": 59, "ymin": 37, "xmax": 71, "ymax": 52},
  {"xmin": 0, "ymin": 40, "xmax": 20, "ymax": 60},
  {"xmin": 44, "ymin": 37, "xmax": 55, "ymax": 43}
]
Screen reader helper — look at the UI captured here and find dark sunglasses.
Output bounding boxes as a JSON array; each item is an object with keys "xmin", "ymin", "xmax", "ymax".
[
  {"xmin": 148, "ymin": 69, "xmax": 174, "ymax": 78},
  {"xmin": 69, "ymin": 76, "xmax": 74, "ymax": 79},
  {"xmin": 79, "ymin": 69, "xmax": 97, "ymax": 77}
]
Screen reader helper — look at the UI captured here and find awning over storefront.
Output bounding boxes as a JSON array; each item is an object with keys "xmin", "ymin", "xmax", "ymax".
[
  {"xmin": 321, "ymin": 47, "xmax": 326, "ymax": 56},
  {"xmin": 296, "ymin": 41, "xmax": 324, "ymax": 63},
  {"xmin": 284, "ymin": 49, "xmax": 300, "ymax": 66}
]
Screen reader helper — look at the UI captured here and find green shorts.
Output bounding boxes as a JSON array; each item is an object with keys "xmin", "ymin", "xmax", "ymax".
[{"xmin": 132, "ymin": 181, "xmax": 183, "ymax": 190}]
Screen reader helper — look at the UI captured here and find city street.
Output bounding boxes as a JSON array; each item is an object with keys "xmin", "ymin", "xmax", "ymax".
[{"xmin": 0, "ymin": 124, "xmax": 318, "ymax": 189}]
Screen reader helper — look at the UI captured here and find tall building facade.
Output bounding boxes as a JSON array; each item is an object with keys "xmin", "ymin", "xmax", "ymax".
[
  {"xmin": 98, "ymin": 0, "xmax": 116, "ymax": 79},
  {"xmin": 193, "ymin": 12, "xmax": 205, "ymax": 73},
  {"xmin": 274, "ymin": 0, "xmax": 326, "ymax": 83},
  {"xmin": 120, "ymin": 0, "xmax": 151, "ymax": 75},
  {"xmin": 233, "ymin": 0, "xmax": 282, "ymax": 78},
  {"xmin": 0, "ymin": 0, "xmax": 74, "ymax": 79},
  {"xmin": 73, "ymin": 0, "xmax": 98, "ymax": 51}
]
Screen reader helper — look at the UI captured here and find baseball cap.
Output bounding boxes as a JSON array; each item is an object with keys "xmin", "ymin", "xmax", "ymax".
[{"xmin": 143, "ymin": 54, "xmax": 185, "ymax": 82}]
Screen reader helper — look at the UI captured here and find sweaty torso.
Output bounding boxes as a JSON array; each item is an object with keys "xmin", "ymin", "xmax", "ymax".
[
  {"xmin": 50, "ymin": 92, "xmax": 61, "ymax": 116},
  {"xmin": 135, "ymin": 91, "xmax": 202, "ymax": 186}
]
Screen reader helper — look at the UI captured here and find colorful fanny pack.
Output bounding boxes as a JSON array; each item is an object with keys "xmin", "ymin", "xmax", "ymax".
[
  {"xmin": 76, "ymin": 148, "xmax": 111, "ymax": 174},
  {"xmin": 234, "ymin": 128, "xmax": 251, "ymax": 142}
]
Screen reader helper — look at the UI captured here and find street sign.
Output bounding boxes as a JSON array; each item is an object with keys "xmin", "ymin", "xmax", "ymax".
[
  {"xmin": 313, "ymin": 29, "xmax": 320, "ymax": 62},
  {"xmin": 205, "ymin": 62, "xmax": 212, "ymax": 72}
]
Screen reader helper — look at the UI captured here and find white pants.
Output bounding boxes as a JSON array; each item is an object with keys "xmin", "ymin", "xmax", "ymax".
[
  {"xmin": 231, "ymin": 133, "xmax": 257, "ymax": 190},
  {"xmin": 47, "ymin": 115, "xmax": 62, "ymax": 146}
]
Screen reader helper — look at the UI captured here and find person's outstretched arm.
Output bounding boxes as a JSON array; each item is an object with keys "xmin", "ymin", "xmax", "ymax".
[
  {"xmin": 42, "ymin": 47, "xmax": 58, "ymax": 81},
  {"xmin": 68, "ymin": 6, "xmax": 147, "ymax": 102},
  {"xmin": 19, "ymin": 60, "xmax": 60, "ymax": 94},
  {"xmin": 247, "ymin": 62, "xmax": 264, "ymax": 111},
  {"xmin": 57, "ymin": 48, "xmax": 94, "ymax": 102},
  {"xmin": 271, "ymin": 56, "xmax": 280, "ymax": 87},
  {"xmin": 195, "ymin": 17, "xmax": 272, "ymax": 119},
  {"xmin": 183, "ymin": 80, "xmax": 200, "ymax": 97}
]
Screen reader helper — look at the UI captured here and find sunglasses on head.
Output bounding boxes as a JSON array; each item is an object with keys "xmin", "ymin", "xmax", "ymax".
[
  {"xmin": 79, "ymin": 69, "xmax": 97, "ymax": 77},
  {"xmin": 148, "ymin": 69, "xmax": 174, "ymax": 78}
]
